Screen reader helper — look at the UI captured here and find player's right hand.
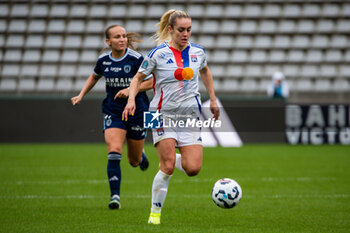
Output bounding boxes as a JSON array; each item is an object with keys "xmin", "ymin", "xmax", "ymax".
[
  {"xmin": 71, "ymin": 96, "xmax": 82, "ymax": 106},
  {"xmin": 122, "ymin": 101, "xmax": 136, "ymax": 121}
]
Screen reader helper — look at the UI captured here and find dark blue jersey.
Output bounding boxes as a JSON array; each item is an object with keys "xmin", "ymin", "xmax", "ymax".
[{"xmin": 94, "ymin": 49, "xmax": 150, "ymax": 117}]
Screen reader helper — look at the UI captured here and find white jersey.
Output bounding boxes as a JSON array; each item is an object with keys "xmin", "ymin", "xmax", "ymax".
[{"xmin": 138, "ymin": 41, "xmax": 207, "ymax": 112}]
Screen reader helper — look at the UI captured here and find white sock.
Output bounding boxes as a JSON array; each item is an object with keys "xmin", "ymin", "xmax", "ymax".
[
  {"xmin": 151, "ymin": 170, "xmax": 172, "ymax": 213},
  {"xmin": 175, "ymin": 153, "xmax": 186, "ymax": 174}
]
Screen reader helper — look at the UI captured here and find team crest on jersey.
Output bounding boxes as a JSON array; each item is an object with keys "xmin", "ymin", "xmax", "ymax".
[
  {"xmin": 191, "ymin": 55, "xmax": 198, "ymax": 62},
  {"xmin": 124, "ymin": 65, "xmax": 131, "ymax": 73}
]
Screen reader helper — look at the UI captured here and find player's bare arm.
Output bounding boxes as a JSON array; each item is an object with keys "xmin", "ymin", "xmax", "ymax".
[
  {"xmin": 71, "ymin": 73, "xmax": 100, "ymax": 106},
  {"xmin": 199, "ymin": 65, "xmax": 220, "ymax": 120},
  {"xmin": 114, "ymin": 76, "xmax": 153, "ymax": 99},
  {"xmin": 122, "ymin": 72, "xmax": 148, "ymax": 121}
]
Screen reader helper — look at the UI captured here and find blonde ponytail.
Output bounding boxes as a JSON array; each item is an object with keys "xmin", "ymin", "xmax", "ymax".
[{"xmin": 153, "ymin": 9, "xmax": 191, "ymax": 45}]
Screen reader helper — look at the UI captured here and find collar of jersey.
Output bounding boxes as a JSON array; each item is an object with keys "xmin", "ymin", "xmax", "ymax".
[
  {"xmin": 108, "ymin": 48, "xmax": 129, "ymax": 62},
  {"xmin": 164, "ymin": 41, "xmax": 191, "ymax": 51}
]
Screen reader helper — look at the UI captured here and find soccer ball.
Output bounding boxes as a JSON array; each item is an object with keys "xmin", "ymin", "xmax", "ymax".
[{"xmin": 212, "ymin": 178, "xmax": 242, "ymax": 208}]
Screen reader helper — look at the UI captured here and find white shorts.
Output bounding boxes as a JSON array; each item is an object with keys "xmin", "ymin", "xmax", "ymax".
[
  {"xmin": 151, "ymin": 96, "xmax": 202, "ymax": 147},
  {"xmin": 152, "ymin": 127, "xmax": 202, "ymax": 147}
]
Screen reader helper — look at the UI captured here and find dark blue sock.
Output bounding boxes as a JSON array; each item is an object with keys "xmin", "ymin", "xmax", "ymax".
[{"xmin": 107, "ymin": 152, "xmax": 121, "ymax": 196}]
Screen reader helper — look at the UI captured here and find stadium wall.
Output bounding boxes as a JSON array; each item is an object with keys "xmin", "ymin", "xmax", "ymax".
[
  {"xmin": 0, "ymin": 97, "xmax": 104, "ymax": 143},
  {"xmin": 0, "ymin": 97, "xmax": 286, "ymax": 143}
]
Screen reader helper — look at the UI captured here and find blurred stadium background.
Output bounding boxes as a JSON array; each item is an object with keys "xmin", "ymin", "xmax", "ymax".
[
  {"xmin": 0, "ymin": 0, "xmax": 349, "ymax": 143},
  {"xmin": 1, "ymin": 1, "xmax": 350, "ymax": 232}
]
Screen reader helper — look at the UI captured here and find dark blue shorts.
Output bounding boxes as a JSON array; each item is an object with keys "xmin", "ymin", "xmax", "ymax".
[{"xmin": 103, "ymin": 113, "xmax": 147, "ymax": 140}]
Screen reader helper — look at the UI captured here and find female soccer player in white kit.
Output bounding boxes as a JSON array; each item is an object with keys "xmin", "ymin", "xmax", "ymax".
[{"xmin": 122, "ymin": 10, "xmax": 220, "ymax": 224}]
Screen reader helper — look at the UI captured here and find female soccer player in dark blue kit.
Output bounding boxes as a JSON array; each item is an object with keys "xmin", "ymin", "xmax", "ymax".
[{"xmin": 71, "ymin": 25, "xmax": 153, "ymax": 209}]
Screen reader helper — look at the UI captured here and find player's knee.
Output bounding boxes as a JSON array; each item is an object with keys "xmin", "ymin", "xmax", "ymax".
[
  {"xmin": 162, "ymin": 167, "xmax": 174, "ymax": 175},
  {"xmin": 185, "ymin": 166, "xmax": 201, "ymax": 177},
  {"xmin": 161, "ymin": 161, "xmax": 175, "ymax": 175}
]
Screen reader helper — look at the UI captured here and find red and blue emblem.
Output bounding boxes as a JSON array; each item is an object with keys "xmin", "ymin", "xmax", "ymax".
[{"xmin": 191, "ymin": 54, "xmax": 198, "ymax": 62}]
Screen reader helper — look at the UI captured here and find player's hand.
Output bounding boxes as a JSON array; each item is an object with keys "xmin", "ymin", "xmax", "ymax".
[
  {"xmin": 114, "ymin": 88, "xmax": 129, "ymax": 99},
  {"xmin": 122, "ymin": 100, "xmax": 136, "ymax": 121},
  {"xmin": 210, "ymin": 99, "xmax": 220, "ymax": 121},
  {"xmin": 71, "ymin": 95, "xmax": 83, "ymax": 106}
]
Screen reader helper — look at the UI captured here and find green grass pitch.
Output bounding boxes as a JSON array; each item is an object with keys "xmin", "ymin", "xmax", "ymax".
[{"xmin": 0, "ymin": 144, "xmax": 349, "ymax": 233}]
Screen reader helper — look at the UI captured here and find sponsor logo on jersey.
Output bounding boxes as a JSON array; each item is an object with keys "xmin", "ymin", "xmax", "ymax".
[
  {"xmin": 104, "ymin": 67, "xmax": 109, "ymax": 72},
  {"xmin": 166, "ymin": 58, "xmax": 174, "ymax": 64},
  {"xmin": 103, "ymin": 61, "xmax": 112, "ymax": 65},
  {"xmin": 160, "ymin": 52, "xmax": 174, "ymax": 59},
  {"xmin": 105, "ymin": 77, "xmax": 132, "ymax": 87},
  {"xmin": 110, "ymin": 67, "xmax": 122, "ymax": 72}
]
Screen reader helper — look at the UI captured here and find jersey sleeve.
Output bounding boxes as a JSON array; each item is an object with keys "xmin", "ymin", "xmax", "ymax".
[
  {"xmin": 144, "ymin": 74, "xmax": 153, "ymax": 81},
  {"xmin": 137, "ymin": 55, "xmax": 153, "ymax": 81},
  {"xmin": 199, "ymin": 50, "xmax": 207, "ymax": 70},
  {"xmin": 138, "ymin": 53, "xmax": 156, "ymax": 76},
  {"xmin": 93, "ymin": 59, "xmax": 103, "ymax": 77}
]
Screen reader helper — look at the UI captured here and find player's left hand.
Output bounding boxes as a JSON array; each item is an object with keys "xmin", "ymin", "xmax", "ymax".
[
  {"xmin": 114, "ymin": 88, "xmax": 129, "ymax": 99},
  {"xmin": 210, "ymin": 99, "xmax": 220, "ymax": 121}
]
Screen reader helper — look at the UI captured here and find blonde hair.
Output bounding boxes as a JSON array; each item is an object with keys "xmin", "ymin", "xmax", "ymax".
[
  {"xmin": 101, "ymin": 24, "xmax": 142, "ymax": 53},
  {"xmin": 153, "ymin": 9, "xmax": 191, "ymax": 45}
]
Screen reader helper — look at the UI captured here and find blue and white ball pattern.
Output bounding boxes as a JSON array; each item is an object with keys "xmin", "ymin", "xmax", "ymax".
[{"xmin": 212, "ymin": 178, "xmax": 242, "ymax": 208}]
